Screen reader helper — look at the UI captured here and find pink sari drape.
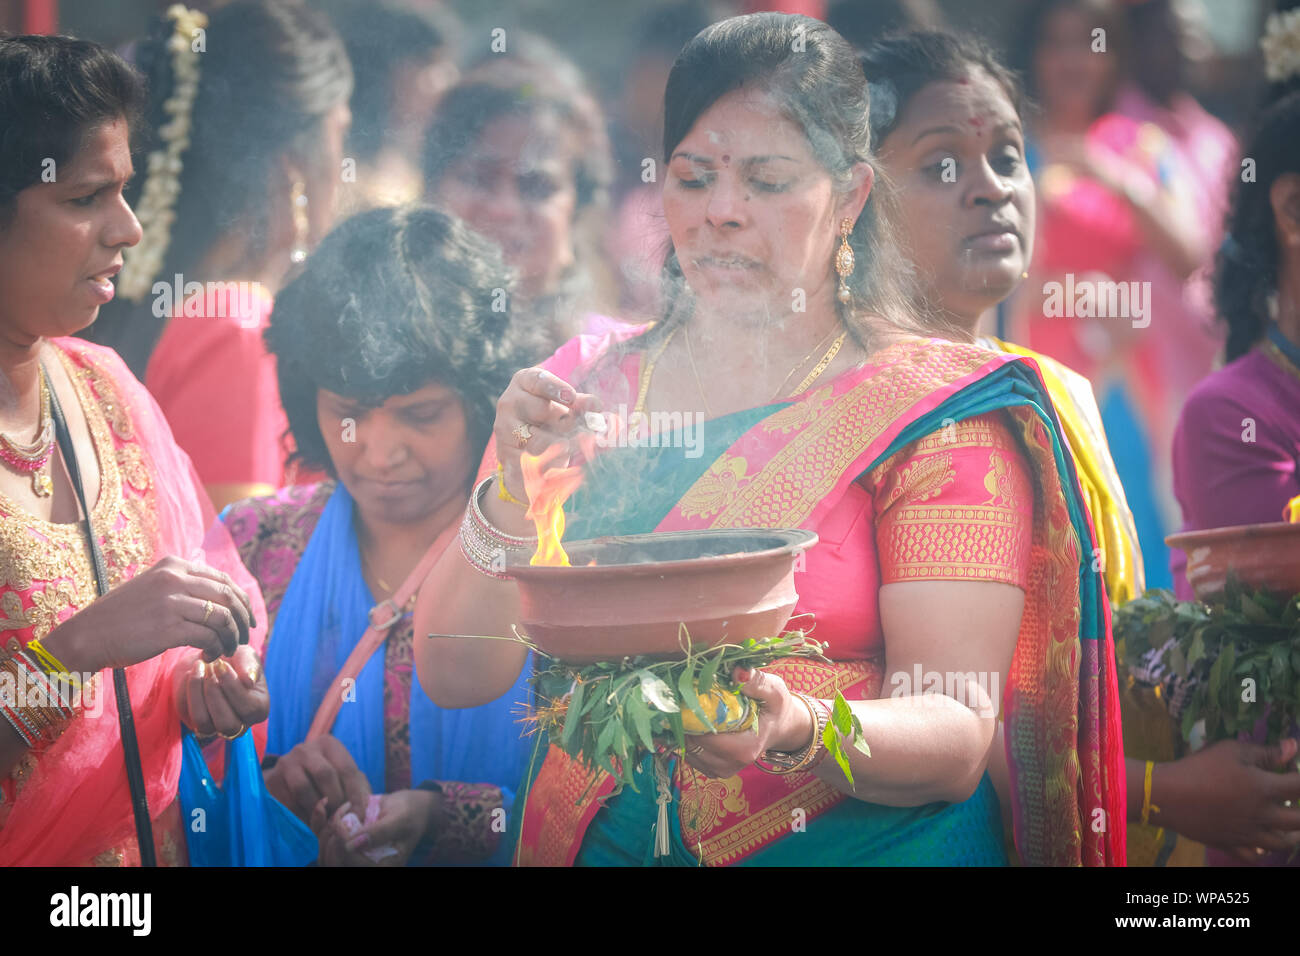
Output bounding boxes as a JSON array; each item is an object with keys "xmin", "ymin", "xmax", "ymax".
[
  {"xmin": 508, "ymin": 333, "xmax": 1126, "ymax": 866},
  {"xmin": 0, "ymin": 338, "xmax": 267, "ymax": 866}
]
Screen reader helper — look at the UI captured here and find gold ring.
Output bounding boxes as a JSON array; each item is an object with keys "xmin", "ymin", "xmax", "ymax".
[
  {"xmin": 512, "ymin": 422, "xmax": 533, "ymax": 448},
  {"xmin": 218, "ymin": 726, "xmax": 246, "ymax": 740},
  {"xmin": 201, "ymin": 600, "xmax": 215, "ymax": 625}
]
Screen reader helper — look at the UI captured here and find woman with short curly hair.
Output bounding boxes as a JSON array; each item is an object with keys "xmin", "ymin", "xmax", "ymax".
[{"xmin": 222, "ymin": 204, "xmax": 535, "ymax": 865}]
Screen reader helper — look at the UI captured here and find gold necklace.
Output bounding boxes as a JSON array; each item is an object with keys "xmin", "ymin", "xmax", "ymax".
[
  {"xmin": 784, "ymin": 330, "xmax": 848, "ymax": 398},
  {"xmin": 770, "ymin": 327, "xmax": 838, "ymax": 400},
  {"xmin": 683, "ymin": 324, "xmax": 713, "ymax": 418},
  {"xmin": 359, "ymin": 546, "xmax": 393, "ymax": 598},
  {"xmin": 633, "ymin": 324, "xmax": 850, "ymax": 423},
  {"xmin": 630, "ymin": 327, "xmax": 678, "ymax": 423}
]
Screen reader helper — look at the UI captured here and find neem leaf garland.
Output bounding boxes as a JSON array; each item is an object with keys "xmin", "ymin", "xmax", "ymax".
[
  {"xmin": 1112, "ymin": 577, "xmax": 1300, "ymax": 746},
  {"xmin": 526, "ymin": 628, "xmax": 871, "ymax": 795}
]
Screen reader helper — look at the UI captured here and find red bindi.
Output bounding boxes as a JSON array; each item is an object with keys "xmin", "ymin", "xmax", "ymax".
[{"xmin": 970, "ymin": 117, "xmax": 984, "ymax": 129}]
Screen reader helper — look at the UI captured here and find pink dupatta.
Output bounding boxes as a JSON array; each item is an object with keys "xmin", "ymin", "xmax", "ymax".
[{"xmin": 0, "ymin": 338, "xmax": 267, "ymax": 866}]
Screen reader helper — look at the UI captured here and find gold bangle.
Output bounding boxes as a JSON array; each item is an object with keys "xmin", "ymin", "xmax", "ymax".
[
  {"xmin": 15, "ymin": 652, "xmax": 75, "ymax": 716},
  {"xmin": 755, "ymin": 693, "xmax": 827, "ymax": 775},
  {"xmin": 495, "ymin": 462, "xmax": 527, "ymax": 507},
  {"xmin": 0, "ymin": 653, "xmax": 75, "ymax": 748}
]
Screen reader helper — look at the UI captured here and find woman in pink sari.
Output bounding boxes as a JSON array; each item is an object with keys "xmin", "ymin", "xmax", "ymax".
[
  {"xmin": 0, "ymin": 34, "xmax": 269, "ymax": 866},
  {"xmin": 414, "ymin": 14, "xmax": 1126, "ymax": 866},
  {"xmin": 865, "ymin": 27, "xmax": 1300, "ymax": 868},
  {"xmin": 1008, "ymin": 0, "xmax": 1225, "ymax": 593}
]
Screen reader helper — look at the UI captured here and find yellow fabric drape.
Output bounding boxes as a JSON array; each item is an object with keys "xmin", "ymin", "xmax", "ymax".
[
  {"xmin": 988, "ymin": 338, "xmax": 1206, "ymax": 866},
  {"xmin": 988, "ymin": 338, "xmax": 1144, "ymax": 604}
]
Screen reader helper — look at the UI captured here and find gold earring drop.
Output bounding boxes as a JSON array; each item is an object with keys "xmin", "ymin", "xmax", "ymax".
[
  {"xmin": 290, "ymin": 181, "xmax": 310, "ymax": 264},
  {"xmin": 835, "ymin": 218, "xmax": 855, "ymax": 304}
]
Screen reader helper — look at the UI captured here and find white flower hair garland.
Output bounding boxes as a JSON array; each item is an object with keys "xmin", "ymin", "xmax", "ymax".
[
  {"xmin": 117, "ymin": 4, "xmax": 207, "ymax": 303},
  {"xmin": 1261, "ymin": 8, "xmax": 1300, "ymax": 85}
]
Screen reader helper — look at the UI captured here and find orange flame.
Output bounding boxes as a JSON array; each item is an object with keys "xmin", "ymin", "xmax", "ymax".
[
  {"xmin": 1286, "ymin": 495, "xmax": 1300, "ymax": 524},
  {"xmin": 520, "ymin": 443, "xmax": 585, "ymax": 566}
]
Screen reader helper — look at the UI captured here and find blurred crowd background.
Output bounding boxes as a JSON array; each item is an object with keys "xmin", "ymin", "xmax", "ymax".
[
  {"xmin": 3, "ymin": 0, "xmax": 1275, "ymax": 122},
  {"xmin": 1, "ymin": 0, "xmax": 1290, "ymax": 591}
]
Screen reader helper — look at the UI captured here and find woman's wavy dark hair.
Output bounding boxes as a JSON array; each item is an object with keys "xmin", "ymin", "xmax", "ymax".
[
  {"xmin": 0, "ymin": 34, "xmax": 144, "ymax": 225},
  {"xmin": 1215, "ymin": 88, "xmax": 1300, "ymax": 362},
  {"xmin": 860, "ymin": 30, "xmax": 1027, "ymax": 148},
  {"xmin": 639, "ymin": 12, "xmax": 923, "ymax": 355},
  {"xmin": 267, "ymin": 204, "xmax": 524, "ymax": 479},
  {"xmin": 85, "ymin": 0, "xmax": 353, "ymax": 377}
]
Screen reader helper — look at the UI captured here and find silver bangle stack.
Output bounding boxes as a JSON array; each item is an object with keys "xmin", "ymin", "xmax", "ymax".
[{"xmin": 458, "ymin": 474, "xmax": 537, "ymax": 580}]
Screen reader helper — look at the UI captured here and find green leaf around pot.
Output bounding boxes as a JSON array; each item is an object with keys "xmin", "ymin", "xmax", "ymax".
[
  {"xmin": 524, "ymin": 630, "xmax": 836, "ymax": 796},
  {"xmin": 628, "ymin": 688, "xmax": 657, "ymax": 753},
  {"xmin": 1114, "ymin": 584, "xmax": 1300, "ymax": 748},
  {"xmin": 636, "ymin": 669, "xmax": 679, "ymax": 714},
  {"xmin": 560, "ymin": 678, "xmax": 585, "ymax": 751},
  {"xmin": 677, "ymin": 655, "xmax": 714, "ymax": 732},
  {"xmin": 697, "ymin": 646, "xmax": 724, "ymax": 696}
]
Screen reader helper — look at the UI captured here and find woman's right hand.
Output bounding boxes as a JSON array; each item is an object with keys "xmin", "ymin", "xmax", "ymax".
[
  {"xmin": 265, "ymin": 734, "xmax": 372, "ymax": 824},
  {"xmin": 489, "ymin": 367, "xmax": 601, "ymax": 532},
  {"xmin": 41, "ymin": 555, "xmax": 254, "ymax": 674},
  {"xmin": 1154, "ymin": 738, "xmax": 1300, "ymax": 857}
]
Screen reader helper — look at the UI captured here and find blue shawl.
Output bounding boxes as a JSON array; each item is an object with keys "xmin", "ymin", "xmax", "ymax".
[{"xmin": 260, "ymin": 484, "xmax": 534, "ymax": 862}]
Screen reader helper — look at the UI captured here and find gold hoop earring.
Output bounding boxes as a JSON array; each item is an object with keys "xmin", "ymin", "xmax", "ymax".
[
  {"xmin": 834, "ymin": 218, "xmax": 855, "ymax": 304},
  {"xmin": 290, "ymin": 181, "xmax": 310, "ymax": 264}
]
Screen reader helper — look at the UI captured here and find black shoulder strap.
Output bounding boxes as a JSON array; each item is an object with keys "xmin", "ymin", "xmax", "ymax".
[{"xmin": 44, "ymin": 362, "xmax": 156, "ymax": 867}]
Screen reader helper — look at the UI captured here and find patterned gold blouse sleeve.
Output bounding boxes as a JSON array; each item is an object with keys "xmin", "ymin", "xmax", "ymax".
[{"xmin": 868, "ymin": 412, "xmax": 1034, "ymax": 588}]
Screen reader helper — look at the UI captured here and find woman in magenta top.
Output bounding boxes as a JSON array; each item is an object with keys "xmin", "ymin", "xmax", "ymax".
[
  {"xmin": 1170, "ymin": 87, "xmax": 1300, "ymax": 600},
  {"xmin": 85, "ymin": 1, "xmax": 352, "ymax": 511}
]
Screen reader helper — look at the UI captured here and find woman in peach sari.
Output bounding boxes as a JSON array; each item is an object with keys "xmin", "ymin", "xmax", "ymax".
[{"xmin": 86, "ymin": 0, "xmax": 353, "ymax": 510}]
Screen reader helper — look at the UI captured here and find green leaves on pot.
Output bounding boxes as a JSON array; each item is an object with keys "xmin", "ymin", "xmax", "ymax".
[
  {"xmin": 1112, "ymin": 579, "xmax": 1300, "ymax": 746},
  {"xmin": 822, "ymin": 691, "xmax": 871, "ymax": 787},
  {"xmin": 526, "ymin": 630, "xmax": 831, "ymax": 795}
]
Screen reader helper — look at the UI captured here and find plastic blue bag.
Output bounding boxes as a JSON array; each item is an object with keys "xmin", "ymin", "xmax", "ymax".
[{"xmin": 179, "ymin": 729, "xmax": 318, "ymax": 866}]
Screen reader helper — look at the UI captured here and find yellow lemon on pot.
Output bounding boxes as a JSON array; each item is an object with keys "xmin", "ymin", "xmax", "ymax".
[{"xmin": 681, "ymin": 686, "xmax": 757, "ymax": 734}]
